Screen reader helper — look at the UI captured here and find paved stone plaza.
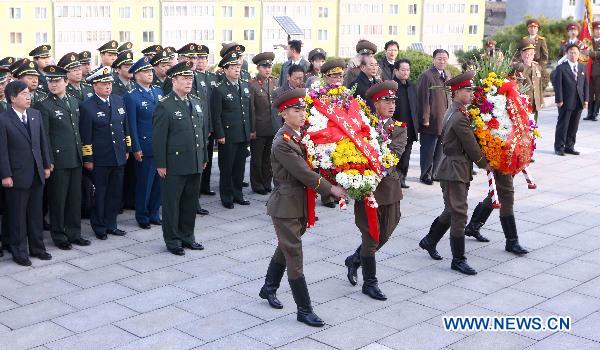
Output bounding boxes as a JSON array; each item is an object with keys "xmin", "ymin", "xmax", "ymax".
[{"xmin": 0, "ymin": 105, "xmax": 599, "ymax": 350}]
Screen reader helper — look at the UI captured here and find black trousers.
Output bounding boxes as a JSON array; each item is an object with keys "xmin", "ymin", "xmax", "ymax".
[
  {"xmin": 554, "ymin": 106, "xmax": 582, "ymax": 151},
  {"xmin": 47, "ymin": 167, "xmax": 82, "ymax": 245},
  {"xmin": 122, "ymin": 155, "xmax": 136, "ymax": 209},
  {"xmin": 397, "ymin": 140, "xmax": 414, "ymax": 178},
  {"xmin": 250, "ymin": 136, "xmax": 273, "ymax": 192},
  {"xmin": 200, "ymin": 135, "xmax": 215, "ymax": 192},
  {"xmin": 91, "ymin": 165, "xmax": 124, "ymax": 235},
  {"xmin": 218, "ymin": 141, "xmax": 247, "ymax": 204},
  {"xmin": 419, "ymin": 133, "xmax": 442, "ymax": 181},
  {"xmin": 5, "ymin": 179, "xmax": 46, "ymax": 259}
]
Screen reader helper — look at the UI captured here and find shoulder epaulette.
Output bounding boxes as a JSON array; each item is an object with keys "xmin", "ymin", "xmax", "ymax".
[
  {"xmin": 38, "ymin": 95, "xmax": 49, "ymax": 103},
  {"xmin": 159, "ymin": 94, "xmax": 169, "ymax": 102},
  {"xmin": 282, "ymin": 131, "xmax": 291, "ymax": 142},
  {"xmin": 240, "ymin": 78, "xmax": 248, "ymax": 83},
  {"xmin": 81, "ymin": 82, "xmax": 91, "ymax": 87},
  {"xmin": 189, "ymin": 93, "xmax": 200, "ymax": 100},
  {"xmin": 215, "ymin": 81, "xmax": 223, "ymax": 87},
  {"xmin": 522, "ymin": 36, "xmax": 528, "ymax": 39},
  {"xmin": 394, "ymin": 121, "xmax": 407, "ymax": 127},
  {"xmin": 538, "ymin": 35, "xmax": 545, "ymax": 40}
]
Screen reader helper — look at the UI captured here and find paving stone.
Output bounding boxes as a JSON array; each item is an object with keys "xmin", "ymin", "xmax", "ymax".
[
  {"xmin": 514, "ymin": 308, "xmax": 558, "ymax": 341},
  {"xmin": 117, "ymin": 267, "xmax": 192, "ymax": 292},
  {"xmin": 526, "ymin": 245, "xmax": 586, "ymax": 266},
  {"xmin": 172, "ymin": 255, "xmax": 240, "ymax": 276},
  {"xmin": 234, "ymin": 293, "xmax": 296, "ymax": 322},
  {"xmin": 45, "ymin": 325, "xmax": 138, "ymax": 350},
  {"xmin": 194, "ymin": 334, "xmax": 271, "ymax": 350},
  {"xmin": 0, "ymin": 276, "xmax": 26, "ymax": 292},
  {"xmin": 242, "ymin": 313, "xmax": 323, "ymax": 347},
  {"xmin": 426, "ymin": 304, "xmax": 502, "ymax": 334},
  {"xmin": 572, "ymin": 311, "xmax": 600, "ymax": 342},
  {"xmin": 578, "ymin": 250, "xmax": 600, "ymax": 266},
  {"xmin": 56, "ymin": 282, "xmax": 136, "ymax": 309},
  {"xmin": 277, "ymin": 338, "xmax": 336, "ymax": 350},
  {"xmin": 379, "ymin": 251, "xmax": 440, "ymax": 273},
  {"xmin": 378, "ymin": 323, "xmax": 466, "ymax": 350},
  {"xmin": 528, "ymin": 333, "xmax": 600, "ymax": 350},
  {"xmin": 450, "ymin": 270, "xmax": 520, "ymax": 294},
  {"xmin": 119, "ymin": 252, "xmax": 192, "ymax": 273},
  {"xmin": 0, "ymin": 321, "xmax": 72, "ymax": 350},
  {"xmin": 1, "ymin": 279, "xmax": 80, "ymax": 305},
  {"xmin": 0, "ymin": 299, "xmax": 75, "ymax": 329},
  {"xmin": 53, "ymin": 302, "xmax": 138, "ymax": 333},
  {"xmin": 176, "ymin": 289, "xmax": 255, "ymax": 318},
  {"xmin": 546, "ymin": 259, "xmax": 600, "ymax": 282},
  {"xmin": 60, "ymin": 264, "xmax": 138, "ymax": 288},
  {"xmin": 512, "ymin": 273, "xmax": 581, "ymax": 298},
  {"xmin": 114, "ymin": 329, "xmax": 204, "ymax": 350},
  {"xmin": 175, "ymin": 271, "xmax": 248, "ymax": 295},
  {"xmin": 472, "ymin": 288, "xmax": 546, "ymax": 314},
  {"xmin": 394, "ymin": 264, "xmax": 464, "ymax": 291},
  {"xmin": 448, "ymin": 331, "xmax": 534, "ymax": 350},
  {"xmin": 10, "ymin": 263, "xmax": 83, "ymax": 286},
  {"xmin": 536, "ymin": 291, "xmax": 600, "ymax": 322},
  {"xmin": 363, "ymin": 301, "xmax": 443, "ymax": 331},
  {"xmin": 409, "ymin": 285, "xmax": 485, "ymax": 312},
  {"xmin": 67, "ymin": 249, "xmax": 137, "ymax": 270},
  {"xmin": 488, "ymin": 258, "xmax": 555, "ymax": 279},
  {"xmin": 310, "ymin": 318, "xmax": 397, "ymax": 350},
  {"xmin": 116, "ymin": 285, "xmax": 196, "ymax": 313},
  {"xmin": 115, "ymin": 306, "xmax": 197, "ymax": 338},
  {"xmin": 178, "ymin": 309, "xmax": 263, "ymax": 342}
]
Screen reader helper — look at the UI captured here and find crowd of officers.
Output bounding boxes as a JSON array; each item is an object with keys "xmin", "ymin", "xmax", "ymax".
[{"xmin": 0, "ymin": 17, "xmax": 594, "ymax": 326}]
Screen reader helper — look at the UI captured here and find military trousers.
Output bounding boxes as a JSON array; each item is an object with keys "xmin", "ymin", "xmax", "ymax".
[
  {"xmin": 91, "ymin": 166, "xmax": 124, "ymax": 235},
  {"xmin": 355, "ymin": 201, "xmax": 401, "ymax": 256},
  {"xmin": 397, "ymin": 140, "xmax": 414, "ymax": 178},
  {"xmin": 217, "ymin": 141, "xmax": 247, "ymax": 204},
  {"xmin": 481, "ymin": 170, "xmax": 514, "ymax": 217},
  {"xmin": 161, "ymin": 173, "xmax": 201, "ymax": 250},
  {"xmin": 438, "ymin": 180, "xmax": 470, "ymax": 238},
  {"xmin": 134, "ymin": 156, "xmax": 161, "ymax": 225},
  {"xmin": 250, "ymin": 136, "xmax": 273, "ymax": 193},
  {"xmin": 270, "ymin": 216, "xmax": 307, "ymax": 280},
  {"xmin": 419, "ymin": 133, "xmax": 442, "ymax": 181},
  {"xmin": 200, "ymin": 135, "xmax": 215, "ymax": 193},
  {"xmin": 47, "ymin": 167, "xmax": 82, "ymax": 245}
]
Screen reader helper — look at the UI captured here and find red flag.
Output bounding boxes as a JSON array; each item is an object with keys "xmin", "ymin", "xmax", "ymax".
[{"xmin": 579, "ymin": 13, "xmax": 593, "ymax": 79}]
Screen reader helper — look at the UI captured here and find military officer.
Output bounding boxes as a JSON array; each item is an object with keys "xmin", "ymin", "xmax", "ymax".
[
  {"xmin": 558, "ymin": 22, "xmax": 582, "ymax": 60},
  {"xmin": 164, "ymin": 46, "xmax": 177, "ymax": 67},
  {"xmin": 162, "ymin": 43, "xmax": 199, "ymax": 94},
  {"xmin": 0, "ymin": 57, "xmax": 15, "ymax": 70},
  {"xmin": 522, "ymin": 19, "xmax": 549, "ymax": 67},
  {"xmin": 111, "ymin": 52, "xmax": 134, "ymax": 96},
  {"xmin": 217, "ymin": 43, "xmax": 251, "ymax": 81},
  {"xmin": 513, "ymin": 42, "xmax": 543, "ymax": 122},
  {"xmin": 29, "ymin": 44, "xmax": 52, "ymax": 92},
  {"xmin": 151, "ymin": 50, "xmax": 171, "ymax": 89},
  {"xmin": 97, "ymin": 40, "xmax": 119, "ymax": 68},
  {"xmin": 117, "ymin": 42, "xmax": 134, "ymax": 56},
  {"xmin": 58, "ymin": 52, "xmax": 94, "ymax": 102},
  {"xmin": 195, "ymin": 45, "xmax": 218, "ymax": 199},
  {"xmin": 418, "ymin": 71, "xmax": 491, "ymax": 275},
  {"xmin": 13, "ymin": 59, "xmax": 47, "ymax": 105},
  {"xmin": 258, "ymin": 88, "xmax": 346, "ymax": 326},
  {"xmin": 142, "ymin": 45, "xmax": 163, "ymax": 58},
  {"xmin": 249, "ymin": 52, "xmax": 278, "ymax": 195},
  {"xmin": 79, "ymin": 51, "xmax": 93, "ymax": 79},
  {"xmin": 211, "ymin": 53, "xmax": 254, "ymax": 209},
  {"xmin": 0, "ymin": 68, "xmax": 8, "ymax": 112},
  {"xmin": 343, "ymin": 40, "xmax": 378, "ymax": 87},
  {"xmin": 34, "ymin": 65, "xmax": 91, "ymax": 250},
  {"xmin": 80, "ymin": 67, "xmax": 131, "ymax": 240},
  {"xmin": 343, "ymin": 81, "xmax": 407, "ymax": 300},
  {"xmin": 124, "ymin": 57, "xmax": 164, "ymax": 229},
  {"xmin": 153, "ymin": 61, "xmax": 207, "ymax": 256},
  {"xmin": 584, "ymin": 21, "xmax": 600, "ymax": 121}
]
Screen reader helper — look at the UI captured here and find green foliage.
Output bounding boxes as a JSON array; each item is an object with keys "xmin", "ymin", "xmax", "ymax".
[
  {"xmin": 375, "ymin": 49, "xmax": 460, "ymax": 81},
  {"xmin": 492, "ymin": 16, "xmax": 575, "ymax": 62},
  {"xmin": 455, "ymin": 48, "xmax": 486, "ymax": 70}
]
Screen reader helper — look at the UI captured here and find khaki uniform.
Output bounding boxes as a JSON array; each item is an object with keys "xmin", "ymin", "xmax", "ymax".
[
  {"xmin": 522, "ymin": 35, "xmax": 549, "ymax": 66},
  {"xmin": 434, "ymin": 101, "xmax": 488, "ymax": 238},
  {"xmin": 514, "ymin": 61, "xmax": 543, "ymax": 121},
  {"xmin": 354, "ymin": 118, "xmax": 407, "ymax": 256},
  {"xmin": 267, "ymin": 124, "xmax": 333, "ymax": 279}
]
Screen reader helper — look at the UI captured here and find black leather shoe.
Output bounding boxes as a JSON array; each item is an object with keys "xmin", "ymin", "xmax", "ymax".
[
  {"xmin": 500, "ymin": 215, "xmax": 529, "ymax": 255},
  {"xmin": 254, "ymin": 189, "xmax": 268, "ymax": 195},
  {"xmin": 32, "ymin": 252, "xmax": 52, "ymax": 260},
  {"xmin": 201, "ymin": 190, "xmax": 216, "ymax": 196},
  {"xmin": 43, "ymin": 220, "xmax": 51, "ymax": 231},
  {"xmin": 506, "ymin": 239, "xmax": 529, "ymax": 254},
  {"xmin": 13, "ymin": 256, "xmax": 32, "ymax": 266},
  {"xmin": 107, "ymin": 229, "xmax": 126, "ymax": 236},
  {"xmin": 197, "ymin": 208, "xmax": 209, "ymax": 215},
  {"xmin": 564, "ymin": 149, "xmax": 580, "ymax": 155},
  {"xmin": 56, "ymin": 242, "xmax": 72, "ymax": 250},
  {"xmin": 344, "ymin": 247, "xmax": 361, "ymax": 286},
  {"xmin": 450, "ymin": 236, "xmax": 477, "ymax": 275},
  {"xmin": 222, "ymin": 202, "xmax": 234, "ymax": 209},
  {"xmin": 323, "ymin": 202, "xmax": 336, "ymax": 208},
  {"xmin": 401, "ymin": 179, "xmax": 410, "ymax": 189},
  {"xmin": 583, "ymin": 116, "xmax": 596, "ymax": 121},
  {"xmin": 138, "ymin": 223, "xmax": 151, "ymax": 229},
  {"xmin": 150, "ymin": 220, "xmax": 162, "ymax": 225},
  {"xmin": 420, "ymin": 178, "xmax": 433, "ymax": 185},
  {"xmin": 555, "ymin": 150, "xmax": 565, "ymax": 156},
  {"xmin": 71, "ymin": 238, "xmax": 91, "ymax": 246},
  {"xmin": 168, "ymin": 247, "xmax": 185, "ymax": 256},
  {"xmin": 242, "ymin": 181, "xmax": 249, "ymax": 187},
  {"xmin": 451, "ymin": 257, "xmax": 477, "ymax": 275},
  {"xmin": 0, "ymin": 249, "xmax": 3, "ymax": 257},
  {"xmin": 95, "ymin": 233, "xmax": 108, "ymax": 240},
  {"xmin": 419, "ymin": 236, "xmax": 442, "ymax": 260},
  {"xmin": 234, "ymin": 199, "xmax": 250, "ymax": 205},
  {"xmin": 464, "ymin": 203, "xmax": 493, "ymax": 243},
  {"xmin": 183, "ymin": 242, "xmax": 204, "ymax": 250}
]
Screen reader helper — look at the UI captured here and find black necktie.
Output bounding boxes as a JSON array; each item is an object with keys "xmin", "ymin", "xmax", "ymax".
[{"xmin": 440, "ymin": 71, "xmax": 446, "ymax": 82}]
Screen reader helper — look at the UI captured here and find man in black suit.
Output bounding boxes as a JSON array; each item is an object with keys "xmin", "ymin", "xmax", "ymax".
[
  {"xmin": 349, "ymin": 55, "xmax": 380, "ymax": 112},
  {"xmin": 393, "ymin": 59, "xmax": 419, "ymax": 188},
  {"xmin": 552, "ymin": 43, "xmax": 589, "ymax": 156},
  {"xmin": 0, "ymin": 80, "xmax": 52, "ymax": 266}
]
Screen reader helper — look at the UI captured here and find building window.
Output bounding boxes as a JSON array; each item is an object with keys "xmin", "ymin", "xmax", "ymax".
[
  {"xmin": 389, "ymin": 4, "xmax": 399, "ymax": 14},
  {"xmin": 318, "ymin": 7, "xmax": 329, "ymax": 17},
  {"xmin": 407, "ymin": 25, "xmax": 416, "ymax": 36},
  {"xmin": 142, "ymin": 7, "xmax": 154, "ymax": 18},
  {"xmin": 222, "ymin": 6, "xmax": 232, "ymax": 17},
  {"xmin": 34, "ymin": 7, "xmax": 47, "ymax": 19},
  {"xmin": 35, "ymin": 32, "xmax": 48, "ymax": 45},
  {"xmin": 468, "ymin": 25, "xmax": 478, "ymax": 34},
  {"xmin": 318, "ymin": 29, "xmax": 328, "ymax": 40},
  {"xmin": 244, "ymin": 29, "xmax": 255, "ymax": 40},
  {"xmin": 9, "ymin": 7, "xmax": 21, "ymax": 19},
  {"xmin": 244, "ymin": 6, "xmax": 255, "ymax": 17},
  {"xmin": 408, "ymin": 4, "xmax": 417, "ymax": 14},
  {"xmin": 119, "ymin": 31, "xmax": 130, "ymax": 42},
  {"xmin": 143, "ymin": 31, "xmax": 154, "ymax": 42},
  {"xmin": 222, "ymin": 29, "xmax": 232, "ymax": 41},
  {"xmin": 10, "ymin": 32, "xmax": 23, "ymax": 44},
  {"xmin": 119, "ymin": 7, "xmax": 131, "ymax": 18},
  {"xmin": 470, "ymin": 4, "xmax": 479, "ymax": 14},
  {"xmin": 569, "ymin": 0, "xmax": 576, "ymax": 5},
  {"xmin": 388, "ymin": 26, "xmax": 398, "ymax": 35}
]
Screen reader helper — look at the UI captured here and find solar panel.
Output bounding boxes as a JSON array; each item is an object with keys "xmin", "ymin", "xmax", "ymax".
[
  {"xmin": 410, "ymin": 43, "xmax": 425, "ymax": 52},
  {"xmin": 274, "ymin": 16, "xmax": 304, "ymax": 36}
]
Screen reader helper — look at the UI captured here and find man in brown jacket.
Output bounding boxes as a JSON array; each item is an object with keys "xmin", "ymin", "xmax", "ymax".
[
  {"xmin": 343, "ymin": 81, "xmax": 407, "ymax": 300},
  {"xmin": 584, "ymin": 21, "xmax": 600, "ymax": 121},
  {"xmin": 418, "ymin": 71, "xmax": 491, "ymax": 275},
  {"xmin": 258, "ymin": 88, "xmax": 346, "ymax": 327},
  {"xmin": 416, "ymin": 49, "xmax": 452, "ymax": 185},
  {"xmin": 249, "ymin": 52, "xmax": 278, "ymax": 194},
  {"xmin": 514, "ymin": 41, "xmax": 544, "ymax": 122}
]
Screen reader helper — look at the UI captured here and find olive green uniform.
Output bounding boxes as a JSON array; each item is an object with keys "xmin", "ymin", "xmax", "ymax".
[{"xmin": 67, "ymin": 82, "xmax": 94, "ymax": 102}]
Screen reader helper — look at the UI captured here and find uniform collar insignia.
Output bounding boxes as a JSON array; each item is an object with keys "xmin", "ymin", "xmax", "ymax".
[{"xmin": 175, "ymin": 110, "xmax": 182, "ymax": 116}]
